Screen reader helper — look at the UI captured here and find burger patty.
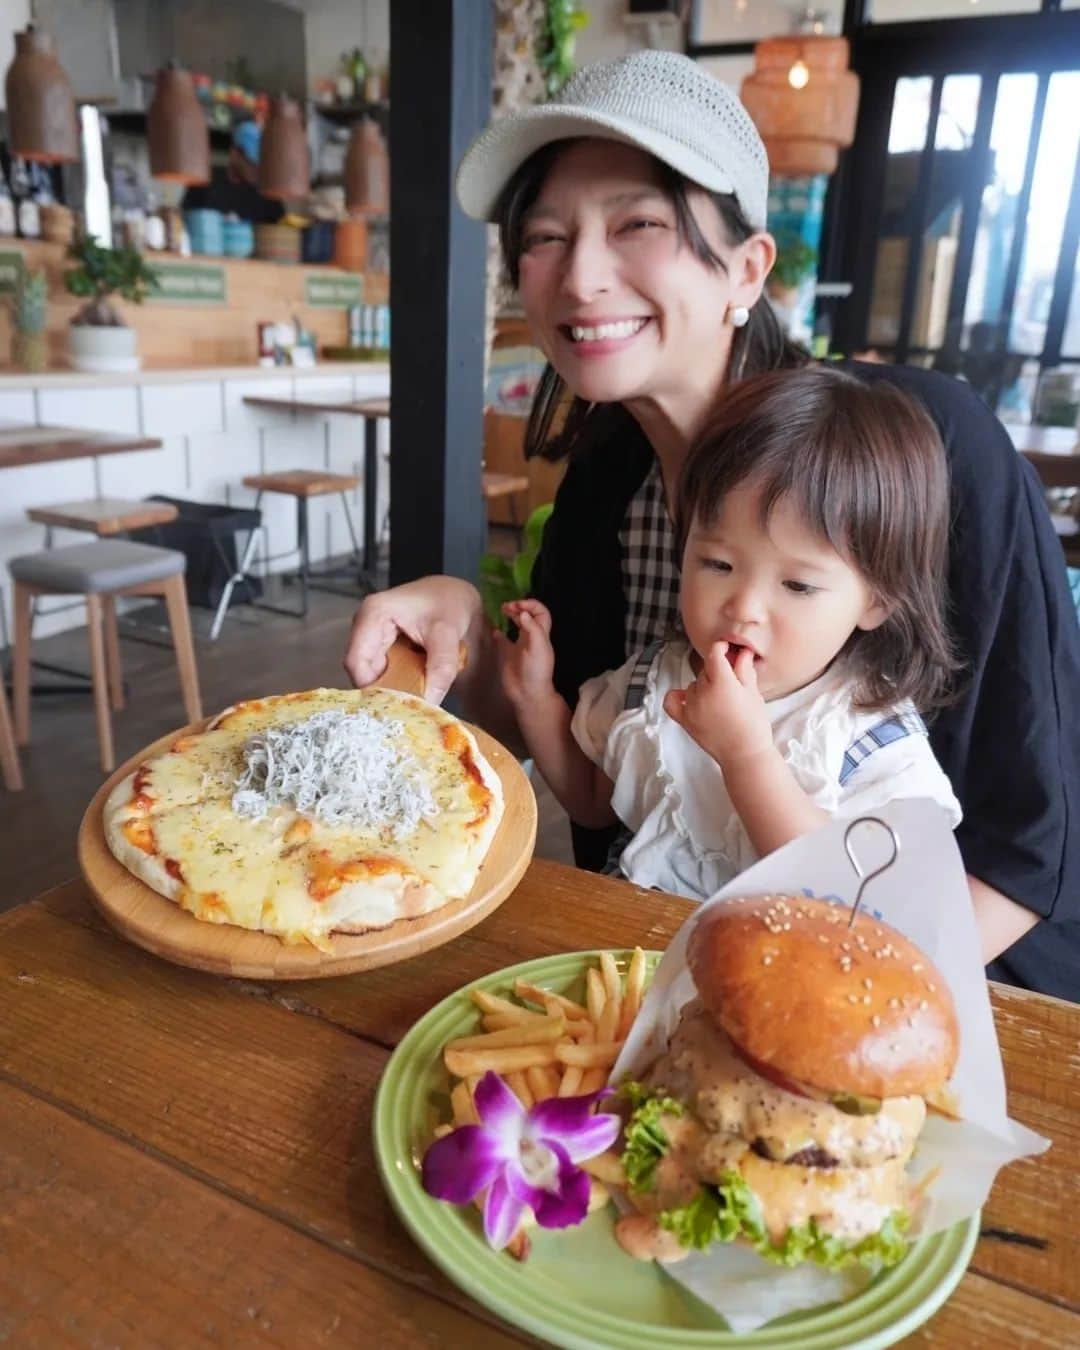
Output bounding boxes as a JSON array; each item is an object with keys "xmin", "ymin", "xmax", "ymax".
[
  {"xmin": 752, "ymin": 1138, "xmax": 839, "ymax": 1169},
  {"xmin": 645, "ymin": 1003, "xmax": 926, "ymax": 1170}
]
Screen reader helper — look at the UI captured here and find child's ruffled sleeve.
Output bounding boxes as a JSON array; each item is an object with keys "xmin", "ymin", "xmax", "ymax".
[{"xmin": 569, "ymin": 656, "xmax": 636, "ymax": 768}]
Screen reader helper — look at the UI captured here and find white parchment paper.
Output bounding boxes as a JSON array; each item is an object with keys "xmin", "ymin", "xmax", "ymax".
[{"xmin": 610, "ymin": 798, "xmax": 1050, "ymax": 1332}]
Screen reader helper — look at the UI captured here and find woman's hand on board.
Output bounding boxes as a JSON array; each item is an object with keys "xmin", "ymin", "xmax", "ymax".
[{"xmin": 343, "ymin": 576, "xmax": 481, "ymax": 704}]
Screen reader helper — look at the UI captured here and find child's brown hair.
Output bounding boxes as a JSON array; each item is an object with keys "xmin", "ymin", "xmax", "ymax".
[{"xmin": 675, "ymin": 364, "xmax": 961, "ymax": 712}]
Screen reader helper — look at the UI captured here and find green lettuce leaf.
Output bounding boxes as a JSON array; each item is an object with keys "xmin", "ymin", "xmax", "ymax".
[
  {"xmin": 658, "ymin": 1170, "xmax": 911, "ymax": 1273},
  {"xmin": 619, "ymin": 1082, "xmax": 684, "ymax": 1193}
]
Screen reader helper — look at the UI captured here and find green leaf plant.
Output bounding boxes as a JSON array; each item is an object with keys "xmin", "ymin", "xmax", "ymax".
[{"xmin": 479, "ymin": 502, "xmax": 554, "ymax": 632}]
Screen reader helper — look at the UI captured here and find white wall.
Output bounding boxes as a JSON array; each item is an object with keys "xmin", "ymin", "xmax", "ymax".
[
  {"xmin": 0, "ymin": 0, "xmax": 33, "ymax": 110},
  {"xmin": 575, "ymin": 0, "xmax": 684, "ymax": 67},
  {"xmin": 304, "ymin": 0, "xmax": 388, "ymax": 94}
]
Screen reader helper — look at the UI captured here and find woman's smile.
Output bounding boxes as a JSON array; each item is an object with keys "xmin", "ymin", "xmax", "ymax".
[{"xmin": 557, "ymin": 315, "xmax": 654, "ymax": 356}]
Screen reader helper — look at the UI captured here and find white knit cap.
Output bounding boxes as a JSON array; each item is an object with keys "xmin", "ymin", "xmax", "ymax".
[{"xmin": 456, "ymin": 50, "xmax": 769, "ymax": 229}]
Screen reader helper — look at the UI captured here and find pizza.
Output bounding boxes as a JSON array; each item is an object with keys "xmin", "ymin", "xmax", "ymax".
[{"xmin": 102, "ymin": 687, "xmax": 505, "ymax": 949}]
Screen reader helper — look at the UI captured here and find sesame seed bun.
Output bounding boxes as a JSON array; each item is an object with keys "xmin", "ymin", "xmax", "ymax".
[{"xmin": 687, "ymin": 894, "xmax": 959, "ymax": 1100}]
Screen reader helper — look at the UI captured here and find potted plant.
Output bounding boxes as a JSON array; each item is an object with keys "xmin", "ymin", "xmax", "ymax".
[
  {"xmin": 63, "ymin": 235, "xmax": 159, "ymax": 372},
  {"xmin": 6, "ymin": 265, "xmax": 49, "ymax": 373},
  {"xmin": 766, "ymin": 231, "xmax": 817, "ymax": 311},
  {"xmin": 478, "ymin": 502, "xmax": 553, "ymax": 632}
]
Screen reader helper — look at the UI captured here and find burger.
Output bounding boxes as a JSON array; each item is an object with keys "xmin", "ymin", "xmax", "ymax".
[{"xmin": 614, "ymin": 894, "xmax": 959, "ymax": 1271}]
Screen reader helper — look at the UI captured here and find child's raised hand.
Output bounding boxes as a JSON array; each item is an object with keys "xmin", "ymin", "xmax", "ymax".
[
  {"xmin": 663, "ymin": 641, "xmax": 773, "ymax": 767},
  {"xmin": 495, "ymin": 599, "xmax": 556, "ymax": 708}
]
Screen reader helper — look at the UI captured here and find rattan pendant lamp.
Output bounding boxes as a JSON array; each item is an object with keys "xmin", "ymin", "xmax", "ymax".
[
  {"xmin": 258, "ymin": 94, "xmax": 309, "ymax": 201},
  {"xmin": 147, "ymin": 62, "xmax": 210, "ymax": 185},
  {"xmin": 4, "ymin": 24, "xmax": 78, "ymax": 164}
]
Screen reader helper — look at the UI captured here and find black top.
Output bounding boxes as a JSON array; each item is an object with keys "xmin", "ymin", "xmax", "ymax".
[{"xmin": 529, "ymin": 361, "xmax": 1080, "ymax": 1001}]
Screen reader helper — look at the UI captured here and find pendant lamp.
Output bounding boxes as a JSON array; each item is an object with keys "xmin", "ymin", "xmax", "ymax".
[
  {"xmin": 4, "ymin": 24, "xmax": 78, "ymax": 164},
  {"xmin": 147, "ymin": 63, "xmax": 210, "ymax": 185},
  {"xmin": 740, "ymin": 35, "xmax": 859, "ymax": 177},
  {"xmin": 257, "ymin": 95, "xmax": 309, "ymax": 201},
  {"xmin": 344, "ymin": 118, "xmax": 389, "ymax": 216}
]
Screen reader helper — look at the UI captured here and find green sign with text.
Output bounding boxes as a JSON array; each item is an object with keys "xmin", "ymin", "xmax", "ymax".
[
  {"xmin": 305, "ymin": 274, "xmax": 363, "ymax": 308},
  {"xmin": 150, "ymin": 262, "xmax": 227, "ymax": 305},
  {"xmin": 0, "ymin": 250, "xmax": 24, "ymax": 296}
]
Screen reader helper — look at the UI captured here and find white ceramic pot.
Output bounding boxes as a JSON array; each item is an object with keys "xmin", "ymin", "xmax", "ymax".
[{"xmin": 68, "ymin": 324, "xmax": 140, "ymax": 373}]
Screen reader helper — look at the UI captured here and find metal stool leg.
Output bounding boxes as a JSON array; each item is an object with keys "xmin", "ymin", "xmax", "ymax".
[{"xmin": 209, "ymin": 518, "xmax": 263, "ymax": 641}]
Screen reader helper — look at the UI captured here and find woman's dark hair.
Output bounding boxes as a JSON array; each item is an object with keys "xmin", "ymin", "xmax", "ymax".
[
  {"xmin": 494, "ymin": 140, "xmax": 808, "ymax": 463},
  {"xmin": 674, "ymin": 365, "xmax": 962, "ymax": 713}
]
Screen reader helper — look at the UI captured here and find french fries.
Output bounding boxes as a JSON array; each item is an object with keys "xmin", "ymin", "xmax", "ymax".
[{"xmin": 436, "ymin": 948, "xmax": 650, "ymax": 1257}]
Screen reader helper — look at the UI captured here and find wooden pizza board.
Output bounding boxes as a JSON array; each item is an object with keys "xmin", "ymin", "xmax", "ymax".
[{"xmin": 77, "ymin": 639, "xmax": 537, "ymax": 980}]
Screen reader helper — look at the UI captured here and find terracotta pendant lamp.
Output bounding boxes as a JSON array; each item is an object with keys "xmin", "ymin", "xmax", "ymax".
[
  {"xmin": 740, "ymin": 35, "xmax": 859, "ymax": 177},
  {"xmin": 147, "ymin": 63, "xmax": 210, "ymax": 185},
  {"xmin": 257, "ymin": 94, "xmax": 309, "ymax": 201},
  {"xmin": 4, "ymin": 24, "xmax": 78, "ymax": 164},
  {"xmin": 344, "ymin": 118, "xmax": 389, "ymax": 216}
]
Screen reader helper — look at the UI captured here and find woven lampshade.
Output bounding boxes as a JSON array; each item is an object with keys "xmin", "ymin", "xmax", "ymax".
[
  {"xmin": 4, "ymin": 24, "xmax": 78, "ymax": 164},
  {"xmin": 148, "ymin": 64, "xmax": 209, "ymax": 185},
  {"xmin": 740, "ymin": 36, "xmax": 859, "ymax": 177},
  {"xmin": 257, "ymin": 95, "xmax": 309, "ymax": 201},
  {"xmin": 344, "ymin": 118, "xmax": 389, "ymax": 216}
]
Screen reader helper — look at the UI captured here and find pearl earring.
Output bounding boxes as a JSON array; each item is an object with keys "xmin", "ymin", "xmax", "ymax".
[{"xmin": 729, "ymin": 304, "xmax": 750, "ymax": 328}]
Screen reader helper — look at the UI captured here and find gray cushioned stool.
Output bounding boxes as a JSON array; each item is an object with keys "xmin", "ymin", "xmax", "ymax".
[{"xmin": 9, "ymin": 540, "xmax": 203, "ymax": 774}]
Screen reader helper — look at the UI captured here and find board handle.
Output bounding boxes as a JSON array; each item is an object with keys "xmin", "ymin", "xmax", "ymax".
[
  {"xmin": 373, "ymin": 635, "xmax": 468, "ymax": 701},
  {"xmin": 375, "ymin": 636, "xmax": 428, "ymax": 697}
]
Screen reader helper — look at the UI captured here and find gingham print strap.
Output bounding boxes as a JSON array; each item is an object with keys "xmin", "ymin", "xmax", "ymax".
[
  {"xmin": 623, "ymin": 639, "xmax": 666, "ymax": 712},
  {"xmin": 839, "ymin": 710, "xmax": 928, "ymax": 787}
]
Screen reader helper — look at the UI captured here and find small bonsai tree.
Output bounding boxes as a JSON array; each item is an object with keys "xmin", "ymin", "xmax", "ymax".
[{"xmin": 64, "ymin": 235, "xmax": 159, "ymax": 327}]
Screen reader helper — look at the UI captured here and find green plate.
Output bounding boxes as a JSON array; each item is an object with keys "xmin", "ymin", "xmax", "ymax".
[{"xmin": 374, "ymin": 951, "xmax": 978, "ymax": 1349}]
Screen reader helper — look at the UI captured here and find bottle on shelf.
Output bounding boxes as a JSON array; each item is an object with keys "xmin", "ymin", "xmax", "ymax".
[
  {"xmin": 10, "ymin": 157, "xmax": 41, "ymax": 239},
  {"xmin": 0, "ymin": 169, "xmax": 16, "ymax": 237}
]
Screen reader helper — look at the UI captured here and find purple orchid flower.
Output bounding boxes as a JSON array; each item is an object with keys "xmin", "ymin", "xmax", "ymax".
[{"xmin": 421, "ymin": 1070, "xmax": 622, "ymax": 1250}]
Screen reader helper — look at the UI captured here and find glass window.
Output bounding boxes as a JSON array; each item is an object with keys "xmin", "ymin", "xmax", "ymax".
[
  {"xmin": 1062, "ymin": 249, "xmax": 1080, "ymax": 359},
  {"xmin": 869, "ymin": 79, "xmax": 934, "ymax": 347},
  {"xmin": 870, "ymin": 0, "xmax": 1040, "ymax": 19},
  {"xmin": 1008, "ymin": 71, "xmax": 1080, "ymax": 356},
  {"xmin": 963, "ymin": 74, "xmax": 1038, "ymax": 341}
]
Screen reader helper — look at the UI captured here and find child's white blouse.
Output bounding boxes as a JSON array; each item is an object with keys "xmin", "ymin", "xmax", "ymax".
[{"xmin": 570, "ymin": 639, "xmax": 962, "ymax": 900}]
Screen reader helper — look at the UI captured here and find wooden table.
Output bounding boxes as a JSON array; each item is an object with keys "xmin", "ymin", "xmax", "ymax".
[
  {"xmin": 0, "ymin": 422, "xmax": 163, "ymax": 472},
  {"xmin": 0, "ymin": 867, "xmax": 1075, "ymax": 1345},
  {"xmin": 243, "ymin": 395, "xmax": 389, "ymax": 575}
]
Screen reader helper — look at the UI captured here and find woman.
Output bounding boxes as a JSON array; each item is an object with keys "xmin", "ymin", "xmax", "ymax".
[{"xmin": 344, "ymin": 50, "xmax": 1080, "ymax": 999}]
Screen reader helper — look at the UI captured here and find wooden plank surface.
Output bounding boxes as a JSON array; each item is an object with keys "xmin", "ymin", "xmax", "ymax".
[
  {"xmin": 26, "ymin": 497, "xmax": 180, "ymax": 535},
  {"xmin": 0, "ymin": 424, "xmax": 163, "ymax": 470},
  {"xmin": 242, "ymin": 396, "xmax": 390, "ymax": 418},
  {"xmin": 1, "ymin": 836, "xmax": 1077, "ymax": 1347},
  {"xmin": 0, "ymin": 1080, "xmax": 530, "ymax": 1349}
]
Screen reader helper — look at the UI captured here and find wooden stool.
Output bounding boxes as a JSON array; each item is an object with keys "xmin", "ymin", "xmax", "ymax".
[
  {"xmin": 241, "ymin": 469, "xmax": 362, "ymax": 617},
  {"xmin": 482, "ymin": 471, "xmax": 530, "ymax": 528},
  {"xmin": 9, "ymin": 540, "xmax": 202, "ymax": 774},
  {"xmin": 0, "ymin": 677, "xmax": 22, "ymax": 791},
  {"xmin": 27, "ymin": 497, "xmax": 179, "ymax": 538}
]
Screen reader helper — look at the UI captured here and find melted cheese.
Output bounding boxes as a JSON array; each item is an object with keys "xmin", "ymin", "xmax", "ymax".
[
  {"xmin": 650, "ymin": 1004, "xmax": 925, "ymax": 1169},
  {"xmin": 105, "ymin": 687, "xmax": 504, "ymax": 945}
]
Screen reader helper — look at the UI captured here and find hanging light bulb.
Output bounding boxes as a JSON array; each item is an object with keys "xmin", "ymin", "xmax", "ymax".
[{"xmin": 788, "ymin": 59, "xmax": 810, "ymax": 90}]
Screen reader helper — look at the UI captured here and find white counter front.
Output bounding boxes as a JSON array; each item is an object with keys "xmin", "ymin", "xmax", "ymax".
[{"xmin": 0, "ymin": 363, "xmax": 391, "ymax": 643}]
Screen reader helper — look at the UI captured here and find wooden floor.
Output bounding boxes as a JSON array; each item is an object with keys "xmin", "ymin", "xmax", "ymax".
[{"xmin": 0, "ymin": 567, "xmax": 573, "ymax": 914}]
